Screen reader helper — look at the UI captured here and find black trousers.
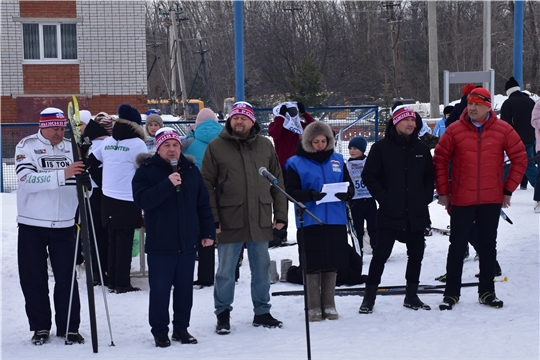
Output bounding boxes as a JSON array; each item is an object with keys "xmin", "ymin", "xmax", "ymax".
[
  {"xmin": 18, "ymin": 224, "xmax": 81, "ymax": 335},
  {"xmin": 148, "ymin": 252, "xmax": 196, "ymax": 336},
  {"xmin": 349, "ymin": 198, "xmax": 378, "ymax": 249},
  {"xmin": 444, "ymin": 204, "xmax": 501, "ymax": 297},
  {"xmin": 89, "ymin": 187, "xmax": 108, "ymax": 282},
  {"xmin": 366, "ymin": 227, "xmax": 425, "ymax": 286},
  {"xmin": 196, "ymin": 240, "xmax": 215, "ymax": 285},
  {"xmin": 107, "ymin": 227, "xmax": 134, "ymax": 289}
]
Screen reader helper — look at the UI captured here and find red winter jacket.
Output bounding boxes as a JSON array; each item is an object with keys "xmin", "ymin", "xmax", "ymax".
[
  {"xmin": 268, "ymin": 112, "xmax": 315, "ymax": 170},
  {"xmin": 433, "ymin": 109, "xmax": 527, "ymax": 206}
]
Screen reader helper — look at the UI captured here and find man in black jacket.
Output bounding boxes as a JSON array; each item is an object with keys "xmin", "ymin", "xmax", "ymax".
[
  {"xmin": 358, "ymin": 106, "xmax": 435, "ymax": 314},
  {"xmin": 132, "ymin": 127, "xmax": 215, "ymax": 348},
  {"xmin": 500, "ymin": 76, "xmax": 537, "ymax": 189}
]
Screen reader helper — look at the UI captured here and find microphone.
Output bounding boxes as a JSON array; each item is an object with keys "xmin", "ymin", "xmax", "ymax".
[
  {"xmin": 171, "ymin": 159, "xmax": 180, "ymax": 192},
  {"xmin": 259, "ymin": 167, "xmax": 278, "ymax": 185}
]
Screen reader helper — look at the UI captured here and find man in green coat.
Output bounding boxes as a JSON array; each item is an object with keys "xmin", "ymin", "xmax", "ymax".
[{"xmin": 201, "ymin": 101, "xmax": 288, "ymax": 335}]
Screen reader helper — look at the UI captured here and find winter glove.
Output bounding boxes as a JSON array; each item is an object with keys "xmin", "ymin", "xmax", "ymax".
[
  {"xmin": 334, "ymin": 192, "xmax": 349, "ymax": 201},
  {"xmin": 279, "ymin": 105, "xmax": 287, "ymax": 117},
  {"xmin": 78, "ymin": 171, "xmax": 92, "ymax": 191},
  {"xmin": 309, "ymin": 190, "xmax": 327, "ymax": 201},
  {"xmin": 297, "ymin": 102, "xmax": 305, "ymax": 114},
  {"xmin": 287, "ymin": 106, "xmax": 298, "ymax": 117},
  {"xmin": 80, "ymin": 139, "xmax": 92, "ymax": 158}
]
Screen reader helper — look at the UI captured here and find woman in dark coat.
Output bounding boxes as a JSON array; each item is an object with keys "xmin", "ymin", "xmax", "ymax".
[
  {"xmin": 285, "ymin": 121, "xmax": 353, "ymax": 322},
  {"xmin": 132, "ymin": 127, "xmax": 215, "ymax": 348}
]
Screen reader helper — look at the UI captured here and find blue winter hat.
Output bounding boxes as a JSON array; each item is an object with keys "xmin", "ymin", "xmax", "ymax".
[
  {"xmin": 118, "ymin": 104, "xmax": 142, "ymax": 125},
  {"xmin": 348, "ymin": 136, "xmax": 367, "ymax": 153}
]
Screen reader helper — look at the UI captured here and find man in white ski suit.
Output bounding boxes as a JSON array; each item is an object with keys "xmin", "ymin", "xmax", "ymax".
[{"xmin": 15, "ymin": 107, "xmax": 89, "ymax": 345}]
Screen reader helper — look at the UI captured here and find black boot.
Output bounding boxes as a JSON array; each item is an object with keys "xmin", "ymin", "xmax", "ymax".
[
  {"xmin": 359, "ymin": 284, "xmax": 377, "ymax": 314},
  {"xmin": 404, "ymin": 283, "xmax": 431, "ymax": 310}
]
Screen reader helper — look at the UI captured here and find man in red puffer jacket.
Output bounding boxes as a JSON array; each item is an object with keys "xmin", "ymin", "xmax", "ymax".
[{"xmin": 433, "ymin": 88, "xmax": 527, "ymax": 311}]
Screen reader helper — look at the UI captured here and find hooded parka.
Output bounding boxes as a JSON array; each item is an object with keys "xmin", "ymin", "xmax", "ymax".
[{"xmin": 201, "ymin": 120, "xmax": 288, "ymax": 244}]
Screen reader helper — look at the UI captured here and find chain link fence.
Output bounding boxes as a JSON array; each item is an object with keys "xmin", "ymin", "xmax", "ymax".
[{"xmin": 1, "ymin": 106, "xmax": 379, "ymax": 192}]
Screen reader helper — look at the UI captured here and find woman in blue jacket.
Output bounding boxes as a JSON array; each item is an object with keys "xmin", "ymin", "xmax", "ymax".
[
  {"xmin": 132, "ymin": 127, "xmax": 215, "ymax": 348},
  {"xmin": 285, "ymin": 121, "xmax": 353, "ymax": 322},
  {"xmin": 182, "ymin": 108, "xmax": 223, "ymax": 287}
]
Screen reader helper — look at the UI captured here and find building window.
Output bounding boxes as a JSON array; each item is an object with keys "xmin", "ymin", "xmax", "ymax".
[{"xmin": 23, "ymin": 23, "xmax": 77, "ymax": 61}]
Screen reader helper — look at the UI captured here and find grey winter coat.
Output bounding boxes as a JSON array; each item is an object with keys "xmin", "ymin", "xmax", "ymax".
[{"xmin": 201, "ymin": 120, "xmax": 288, "ymax": 244}]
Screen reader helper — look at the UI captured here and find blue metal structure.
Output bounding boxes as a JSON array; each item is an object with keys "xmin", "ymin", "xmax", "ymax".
[
  {"xmin": 234, "ymin": 0, "xmax": 245, "ymax": 101},
  {"xmin": 513, "ymin": 0, "xmax": 524, "ymax": 88}
]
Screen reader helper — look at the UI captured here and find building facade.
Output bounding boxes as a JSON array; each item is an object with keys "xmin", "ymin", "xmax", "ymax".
[{"xmin": 1, "ymin": 0, "xmax": 147, "ymax": 123}]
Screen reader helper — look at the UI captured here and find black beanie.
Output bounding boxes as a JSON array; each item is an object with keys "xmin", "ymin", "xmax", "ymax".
[
  {"xmin": 443, "ymin": 105, "xmax": 454, "ymax": 116},
  {"xmin": 348, "ymin": 136, "xmax": 367, "ymax": 153},
  {"xmin": 505, "ymin": 77, "xmax": 520, "ymax": 92},
  {"xmin": 118, "ymin": 104, "xmax": 142, "ymax": 125}
]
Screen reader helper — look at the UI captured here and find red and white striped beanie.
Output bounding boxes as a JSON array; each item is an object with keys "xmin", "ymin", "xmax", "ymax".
[
  {"xmin": 39, "ymin": 107, "xmax": 67, "ymax": 129},
  {"xmin": 155, "ymin": 127, "xmax": 181, "ymax": 152},
  {"xmin": 229, "ymin": 101, "xmax": 256, "ymax": 123}
]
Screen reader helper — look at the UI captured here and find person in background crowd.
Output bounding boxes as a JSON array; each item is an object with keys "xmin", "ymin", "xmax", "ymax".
[
  {"xmin": 530, "ymin": 99, "xmax": 540, "ymax": 213},
  {"xmin": 434, "ymin": 88, "xmax": 527, "ymax": 310},
  {"xmin": 183, "ymin": 108, "xmax": 223, "ymax": 288},
  {"xmin": 72, "ymin": 109, "xmax": 94, "ymax": 272},
  {"xmin": 285, "ymin": 121, "xmax": 354, "ymax": 322},
  {"xmin": 144, "ymin": 114, "xmax": 163, "ymax": 154},
  {"xmin": 87, "ymin": 104, "xmax": 148, "ymax": 294},
  {"xmin": 268, "ymin": 102, "xmax": 316, "ymax": 172},
  {"xmin": 93, "ymin": 112, "xmax": 114, "ymax": 136},
  {"xmin": 346, "ymin": 136, "xmax": 377, "ymax": 254},
  {"xmin": 133, "ymin": 127, "xmax": 215, "ymax": 348},
  {"xmin": 433, "ymin": 105, "xmax": 454, "ymax": 137},
  {"xmin": 201, "ymin": 101, "xmax": 287, "ymax": 334},
  {"xmin": 359, "ymin": 106, "xmax": 434, "ymax": 314},
  {"xmin": 82, "ymin": 117, "xmax": 112, "ymax": 286},
  {"xmin": 183, "ymin": 108, "xmax": 223, "ymax": 168},
  {"xmin": 500, "ymin": 76, "xmax": 537, "ymax": 190},
  {"xmin": 79, "ymin": 110, "xmax": 92, "ymax": 135},
  {"xmin": 15, "ymin": 107, "xmax": 89, "ymax": 345},
  {"xmin": 268, "ymin": 102, "xmax": 316, "ymax": 247},
  {"xmin": 446, "ymin": 83, "xmax": 476, "ymax": 128}
]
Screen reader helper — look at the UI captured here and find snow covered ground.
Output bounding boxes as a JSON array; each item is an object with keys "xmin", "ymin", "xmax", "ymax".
[{"xmin": 1, "ymin": 186, "xmax": 539, "ymax": 360}]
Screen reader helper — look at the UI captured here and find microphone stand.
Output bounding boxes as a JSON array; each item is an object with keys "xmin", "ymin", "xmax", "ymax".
[{"xmin": 262, "ymin": 177, "xmax": 322, "ymax": 360}]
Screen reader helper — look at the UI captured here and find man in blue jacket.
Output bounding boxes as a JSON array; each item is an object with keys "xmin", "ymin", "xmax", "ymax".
[{"xmin": 132, "ymin": 127, "xmax": 215, "ymax": 348}]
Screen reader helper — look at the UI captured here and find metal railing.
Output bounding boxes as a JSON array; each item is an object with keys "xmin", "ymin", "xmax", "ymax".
[{"xmin": 1, "ymin": 106, "xmax": 379, "ymax": 192}]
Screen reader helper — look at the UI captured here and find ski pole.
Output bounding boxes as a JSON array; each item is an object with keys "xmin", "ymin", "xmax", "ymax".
[
  {"xmin": 86, "ymin": 197, "xmax": 115, "ymax": 346},
  {"xmin": 500, "ymin": 210, "xmax": 512, "ymax": 224},
  {"xmin": 346, "ymin": 203, "xmax": 362, "ymax": 256},
  {"xmin": 65, "ymin": 218, "xmax": 81, "ymax": 345}
]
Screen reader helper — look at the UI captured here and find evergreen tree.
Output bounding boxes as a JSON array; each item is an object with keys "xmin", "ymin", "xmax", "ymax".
[{"xmin": 286, "ymin": 56, "xmax": 328, "ymax": 107}]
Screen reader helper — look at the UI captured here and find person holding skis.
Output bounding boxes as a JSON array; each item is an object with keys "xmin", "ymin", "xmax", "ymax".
[
  {"xmin": 15, "ymin": 107, "xmax": 89, "ymax": 345},
  {"xmin": 434, "ymin": 88, "xmax": 527, "ymax": 310},
  {"xmin": 359, "ymin": 106, "xmax": 434, "ymax": 314},
  {"xmin": 133, "ymin": 127, "xmax": 215, "ymax": 348}
]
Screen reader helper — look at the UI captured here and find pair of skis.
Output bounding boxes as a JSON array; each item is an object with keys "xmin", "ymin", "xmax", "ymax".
[
  {"xmin": 66, "ymin": 96, "xmax": 98, "ymax": 352},
  {"xmin": 272, "ymin": 276, "xmax": 508, "ymax": 297},
  {"xmin": 272, "ymin": 282, "xmax": 478, "ymax": 297}
]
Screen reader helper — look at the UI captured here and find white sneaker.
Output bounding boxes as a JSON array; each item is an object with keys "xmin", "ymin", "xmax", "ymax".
[{"xmin": 535, "ymin": 201, "xmax": 540, "ymax": 214}]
